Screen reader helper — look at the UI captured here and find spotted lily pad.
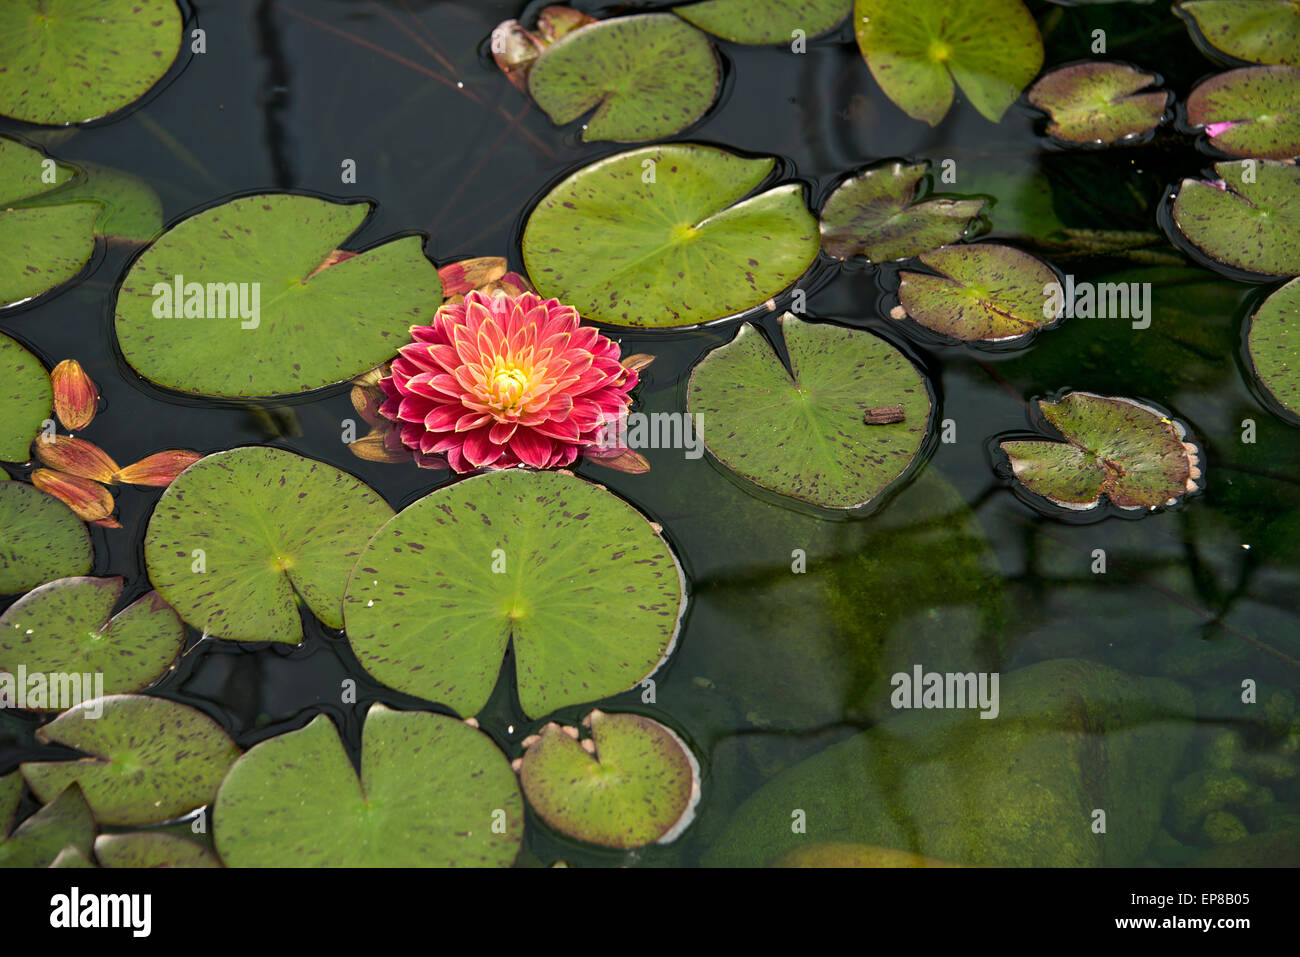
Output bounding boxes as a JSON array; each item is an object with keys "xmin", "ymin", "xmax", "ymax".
[
  {"xmin": 1245, "ymin": 277, "xmax": 1300, "ymax": 418},
  {"xmin": 896, "ymin": 244, "xmax": 1061, "ymax": 342},
  {"xmin": 1, "ymin": 771, "xmax": 20, "ymax": 837},
  {"xmin": 94, "ymin": 832, "xmax": 221, "ymax": 868},
  {"xmin": 0, "ymin": 578, "xmax": 184, "ymax": 707},
  {"xmin": 22, "ymin": 695, "xmax": 240, "ymax": 827},
  {"xmin": 523, "ymin": 144, "xmax": 819, "ymax": 328},
  {"xmin": 687, "ymin": 315, "xmax": 932, "ymax": 509},
  {"xmin": 0, "ymin": 0, "xmax": 183, "ymax": 125},
  {"xmin": 1027, "ymin": 62, "xmax": 1169, "ymax": 144},
  {"xmin": 1176, "ymin": 1, "xmax": 1300, "ymax": 67},
  {"xmin": 115, "ymin": 194, "xmax": 442, "ymax": 398},
  {"xmin": 527, "ymin": 14, "xmax": 719, "ymax": 142},
  {"xmin": 999, "ymin": 392, "xmax": 1202, "ymax": 512},
  {"xmin": 144, "ymin": 447, "xmax": 394, "ymax": 644},
  {"xmin": 0, "ymin": 482, "xmax": 92, "ymax": 594},
  {"xmin": 853, "ymin": 0, "xmax": 1043, "ymax": 125},
  {"xmin": 675, "ymin": 0, "xmax": 851, "ymax": 44},
  {"xmin": 1186, "ymin": 66, "xmax": 1300, "ymax": 160},
  {"xmin": 214, "ymin": 705, "xmax": 521, "ymax": 867},
  {"xmin": 0, "ymin": 204, "xmax": 97, "ymax": 308},
  {"xmin": 820, "ymin": 162, "xmax": 985, "ymax": 262},
  {"xmin": 345, "ymin": 470, "xmax": 685, "ymax": 718},
  {"xmin": 519, "ymin": 710, "xmax": 700, "ymax": 849},
  {"xmin": 1169, "ymin": 160, "xmax": 1300, "ymax": 277},
  {"xmin": 0, "ymin": 783, "xmax": 93, "ymax": 868},
  {"xmin": 18, "ymin": 162, "xmax": 164, "ymax": 243},
  {"xmin": 0, "ymin": 333, "xmax": 51, "ymax": 461}
]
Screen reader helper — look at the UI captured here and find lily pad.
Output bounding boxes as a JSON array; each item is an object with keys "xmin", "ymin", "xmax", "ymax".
[
  {"xmin": 0, "ymin": 783, "xmax": 94, "ymax": 868},
  {"xmin": 114, "ymin": 193, "xmax": 443, "ymax": 398},
  {"xmin": 820, "ymin": 161, "xmax": 985, "ymax": 262},
  {"xmin": 999, "ymin": 392, "xmax": 1201, "ymax": 511},
  {"xmin": 1169, "ymin": 160, "xmax": 1300, "ymax": 277},
  {"xmin": 0, "ymin": 333, "xmax": 51, "ymax": 461},
  {"xmin": 519, "ymin": 710, "xmax": 700, "ymax": 848},
  {"xmin": 1186, "ymin": 66, "xmax": 1300, "ymax": 160},
  {"xmin": 0, "ymin": 771, "xmax": 20, "ymax": 837},
  {"xmin": 1176, "ymin": 1, "xmax": 1300, "ymax": 67},
  {"xmin": 771, "ymin": 843, "xmax": 959, "ymax": 867},
  {"xmin": 0, "ymin": 136, "xmax": 74, "ymax": 204},
  {"xmin": 1027, "ymin": 62, "xmax": 1169, "ymax": 144},
  {"xmin": 853, "ymin": 0, "xmax": 1043, "ymax": 125},
  {"xmin": 895, "ymin": 243, "xmax": 1061, "ymax": 342},
  {"xmin": 50, "ymin": 845, "xmax": 94, "ymax": 867},
  {"xmin": 0, "ymin": 0, "xmax": 183, "ymax": 125},
  {"xmin": 686, "ymin": 315, "xmax": 932, "ymax": 509},
  {"xmin": 1245, "ymin": 276, "xmax": 1300, "ymax": 418},
  {"xmin": 527, "ymin": 14, "xmax": 719, "ymax": 142},
  {"xmin": 18, "ymin": 162, "xmax": 164, "ymax": 243},
  {"xmin": 144, "ymin": 447, "xmax": 394, "ymax": 644},
  {"xmin": 522, "ymin": 144, "xmax": 819, "ymax": 328},
  {"xmin": 675, "ymin": 0, "xmax": 851, "ymax": 45},
  {"xmin": 94, "ymin": 832, "xmax": 221, "ymax": 868},
  {"xmin": 214, "ymin": 705, "xmax": 522, "ymax": 867},
  {"xmin": 344, "ymin": 469, "xmax": 685, "ymax": 718},
  {"xmin": 0, "ymin": 204, "xmax": 97, "ymax": 308},
  {"xmin": 0, "ymin": 482, "xmax": 93, "ymax": 594},
  {"xmin": 22, "ymin": 694, "xmax": 240, "ymax": 827},
  {"xmin": 0, "ymin": 578, "xmax": 184, "ymax": 706}
]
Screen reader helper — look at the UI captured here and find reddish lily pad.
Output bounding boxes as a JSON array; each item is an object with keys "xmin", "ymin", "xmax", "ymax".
[
  {"xmin": 1169, "ymin": 160, "xmax": 1300, "ymax": 277},
  {"xmin": 0, "ymin": 481, "xmax": 93, "ymax": 595},
  {"xmin": 1027, "ymin": 62, "xmax": 1169, "ymax": 144},
  {"xmin": 1245, "ymin": 277, "xmax": 1300, "ymax": 418},
  {"xmin": 1186, "ymin": 66, "xmax": 1300, "ymax": 160},
  {"xmin": 1176, "ymin": 1, "xmax": 1300, "ymax": 67},
  {"xmin": 94, "ymin": 832, "xmax": 221, "ymax": 868},
  {"xmin": 0, "ymin": 783, "xmax": 94, "ymax": 869},
  {"xmin": 676, "ymin": 0, "xmax": 851, "ymax": 45}
]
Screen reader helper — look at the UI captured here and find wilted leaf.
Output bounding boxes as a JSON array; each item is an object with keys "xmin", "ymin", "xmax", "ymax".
[
  {"xmin": 113, "ymin": 449, "xmax": 203, "ymax": 487},
  {"xmin": 30, "ymin": 469, "xmax": 114, "ymax": 523},
  {"xmin": 50, "ymin": 359, "xmax": 98, "ymax": 431},
  {"xmin": 1027, "ymin": 62, "xmax": 1169, "ymax": 144},
  {"xmin": 34, "ymin": 435, "xmax": 120, "ymax": 483}
]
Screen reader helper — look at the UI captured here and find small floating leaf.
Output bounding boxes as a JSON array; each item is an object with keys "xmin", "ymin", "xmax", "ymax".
[
  {"xmin": 1186, "ymin": 66, "xmax": 1300, "ymax": 159},
  {"xmin": 0, "ymin": 578, "xmax": 184, "ymax": 705},
  {"xmin": 686, "ymin": 315, "xmax": 932, "ymax": 509},
  {"xmin": 50, "ymin": 845, "xmax": 95, "ymax": 867},
  {"xmin": 675, "ymin": 0, "xmax": 851, "ymax": 45},
  {"xmin": 1170, "ymin": 160, "xmax": 1300, "ymax": 277},
  {"xmin": 16, "ymin": 162, "xmax": 164, "ymax": 244},
  {"xmin": 0, "ymin": 482, "xmax": 92, "ymax": 594},
  {"xmin": 1245, "ymin": 276, "xmax": 1300, "ymax": 418},
  {"xmin": 527, "ymin": 14, "xmax": 719, "ymax": 142},
  {"xmin": 94, "ymin": 833, "xmax": 221, "ymax": 868},
  {"xmin": 523, "ymin": 144, "xmax": 818, "ymax": 328},
  {"xmin": 0, "ymin": 784, "xmax": 93, "ymax": 869},
  {"xmin": 112, "ymin": 449, "xmax": 203, "ymax": 487},
  {"xmin": 345, "ymin": 470, "xmax": 685, "ymax": 718},
  {"xmin": 896, "ymin": 243, "xmax": 1061, "ymax": 342},
  {"xmin": 30, "ymin": 469, "xmax": 114, "ymax": 524},
  {"xmin": 1027, "ymin": 62, "xmax": 1169, "ymax": 144},
  {"xmin": 50, "ymin": 359, "xmax": 98, "ymax": 431},
  {"xmin": 853, "ymin": 0, "xmax": 1043, "ymax": 125},
  {"xmin": 820, "ymin": 161, "xmax": 985, "ymax": 262},
  {"xmin": 214, "ymin": 705, "xmax": 522, "ymax": 867},
  {"xmin": 114, "ymin": 194, "xmax": 443, "ymax": 398},
  {"xmin": 999, "ymin": 392, "xmax": 1201, "ymax": 511},
  {"xmin": 23, "ymin": 695, "xmax": 240, "ymax": 827},
  {"xmin": 0, "ymin": 771, "xmax": 20, "ymax": 837},
  {"xmin": 519, "ymin": 710, "xmax": 699, "ymax": 848},
  {"xmin": 1176, "ymin": 1, "xmax": 1300, "ymax": 67},
  {"xmin": 34, "ymin": 436, "xmax": 119, "ymax": 483},
  {"xmin": 0, "ymin": 332, "xmax": 52, "ymax": 461},
  {"xmin": 144, "ymin": 447, "xmax": 394, "ymax": 644}
]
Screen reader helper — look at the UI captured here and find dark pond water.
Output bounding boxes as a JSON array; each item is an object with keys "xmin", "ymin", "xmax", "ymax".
[{"xmin": 2, "ymin": 0, "xmax": 1298, "ymax": 867}]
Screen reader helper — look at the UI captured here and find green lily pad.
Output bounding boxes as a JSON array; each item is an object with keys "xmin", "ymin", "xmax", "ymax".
[
  {"xmin": 686, "ymin": 315, "xmax": 932, "ymax": 509},
  {"xmin": 214, "ymin": 705, "xmax": 522, "ymax": 867},
  {"xmin": 114, "ymin": 193, "xmax": 442, "ymax": 398},
  {"xmin": 94, "ymin": 832, "xmax": 221, "ymax": 868},
  {"xmin": 522, "ymin": 144, "xmax": 819, "ymax": 328},
  {"xmin": 19, "ymin": 162, "xmax": 164, "ymax": 243},
  {"xmin": 345, "ymin": 469, "xmax": 685, "ymax": 718},
  {"xmin": 999, "ymin": 392, "xmax": 1201, "ymax": 511},
  {"xmin": 0, "ymin": 204, "xmax": 97, "ymax": 308},
  {"xmin": 1027, "ymin": 62, "xmax": 1169, "ymax": 144},
  {"xmin": 853, "ymin": 0, "xmax": 1043, "ymax": 125},
  {"xmin": 50, "ymin": 845, "xmax": 94, "ymax": 867},
  {"xmin": 0, "ymin": 771, "xmax": 20, "ymax": 837},
  {"xmin": 0, "ymin": 578, "xmax": 184, "ymax": 706},
  {"xmin": 527, "ymin": 14, "xmax": 719, "ymax": 142},
  {"xmin": 675, "ymin": 0, "xmax": 851, "ymax": 44},
  {"xmin": 1170, "ymin": 160, "xmax": 1300, "ymax": 277},
  {"xmin": 144, "ymin": 447, "xmax": 394, "ymax": 645},
  {"xmin": 820, "ymin": 161, "xmax": 985, "ymax": 262},
  {"xmin": 0, "ymin": 136, "xmax": 75, "ymax": 205},
  {"xmin": 0, "ymin": 0, "xmax": 183, "ymax": 125},
  {"xmin": 1176, "ymin": 1, "xmax": 1300, "ymax": 67},
  {"xmin": 896, "ymin": 243, "xmax": 1061, "ymax": 342},
  {"xmin": 519, "ymin": 710, "xmax": 700, "ymax": 849},
  {"xmin": 22, "ymin": 694, "xmax": 240, "ymax": 827},
  {"xmin": 0, "ymin": 482, "xmax": 93, "ymax": 595},
  {"xmin": 1245, "ymin": 276, "xmax": 1300, "ymax": 418},
  {"xmin": 0, "ymin": 783, "xmax": 94, "ymax": 868},
  {"xmin": 1186, "ymin": 66, "xmax": 1300, "ymax": 160},
  {"xmin": 0, "ymin": 332, "xmax": 51, "ymax": 462}
]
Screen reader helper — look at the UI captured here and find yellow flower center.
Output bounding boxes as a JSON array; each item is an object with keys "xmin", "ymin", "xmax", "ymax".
[{"xmin": 489, "ymin": 364, "xmax": 532, "ymax": 410}]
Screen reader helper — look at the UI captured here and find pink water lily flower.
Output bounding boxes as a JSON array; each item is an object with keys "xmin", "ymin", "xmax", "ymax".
[{"xmin": 378, "ymin": 290, "xmax": 638, "ymax": 473}]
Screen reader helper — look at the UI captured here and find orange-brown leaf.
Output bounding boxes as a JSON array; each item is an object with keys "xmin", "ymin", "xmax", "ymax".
[
  {"xmin": 34, "ymin": 435, "xmax": 120, "ymax": 483},
  {"xmin": 620, "ymin": 353, "xmax": 655, "ymax": 374},
  {"xmin": 50, "ymin": 359, "xmax": 99, "ymax": 431},
  {"xmin": 438, "ymin": 257, "xmax": 508, "ymax": 297},
  {"xmin": 31, "ymin": 469, "xmax": 115, "ymax": 522},
  {"xmin": 349, "ymin": 431, "xmax": 411, "ymax": 464},
  {"xmin": 114, "ymin": 450, "xmax": 204, "ymax": 487}
]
